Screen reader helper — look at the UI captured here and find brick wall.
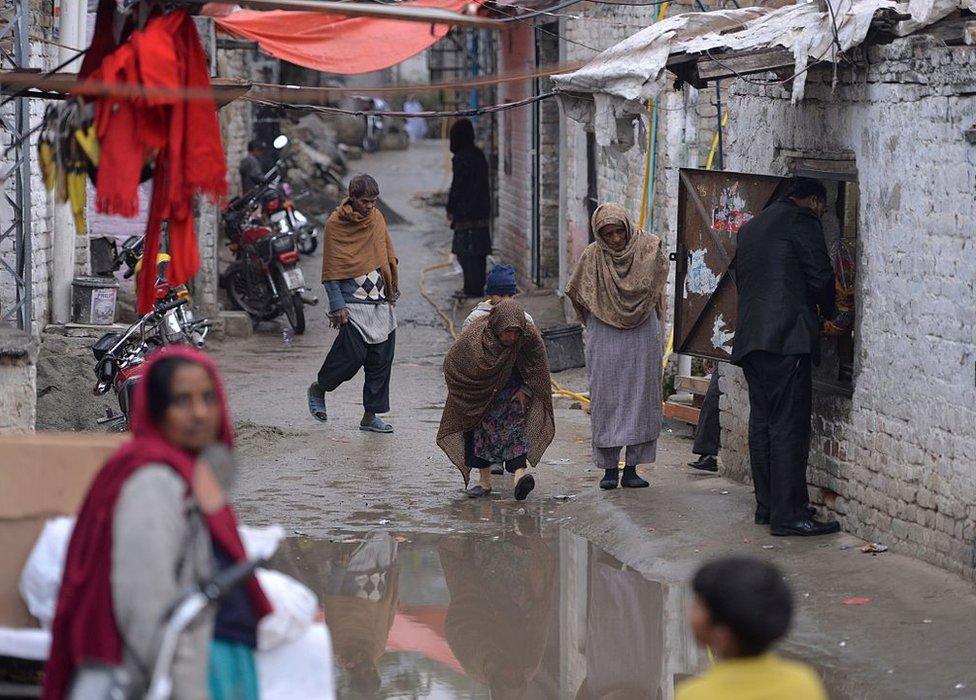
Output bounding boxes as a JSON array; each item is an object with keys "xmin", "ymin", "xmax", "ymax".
[
  {"xmin": 720, "ymin": 36, "xmax": 976, "ymax": 578},
  {"xmin": 496, "ymin": 24, "xmax": 536, "ymax": 284},
  {"xmin": 0, "ymin": 0, "xmax": 57, "ymax": 336}
]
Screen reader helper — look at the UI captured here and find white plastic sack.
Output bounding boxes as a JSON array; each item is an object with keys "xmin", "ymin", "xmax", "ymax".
[
  {"xmin": 19, "ymin": 517, "xmax": 76, "ymax": 628},
  {"xmin": 239, "ymin": 525, "xmax": 286, "ymax": 561},
  {"xmin": 255, "ymin": 568, "xmax": 317, "ymax": 651},
  {"xmin": 256, "ymin": 623, "xmax": 335, "ymax": 700}
]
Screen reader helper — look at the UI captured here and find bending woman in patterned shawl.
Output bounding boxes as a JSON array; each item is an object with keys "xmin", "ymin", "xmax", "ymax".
[{"xmin": 438, "ymin": 299, "xmax": 555, "ymax": 500}]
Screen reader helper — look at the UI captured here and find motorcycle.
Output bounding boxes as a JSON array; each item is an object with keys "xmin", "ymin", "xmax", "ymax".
[
  {"xmin": 91, "ymin": 296, "xmax": 199, "ymax": 431},
  {"xmin": 221, "ymin": 167, "xmax": 311, "ymax": 335},
  {"xmin": 354, "ymin": 96, "xmax": 386, "ymax": 153},
  {"xmin": 91, "ymin": 242, "xmax": 211, "ymax": 430},
  {"xmin": 261, "ymin": 175, "xmax": 319, "ymax": 257},
  {"xmin": 259, "ymin": 135, "xmax": 319, "ymax": 256}
]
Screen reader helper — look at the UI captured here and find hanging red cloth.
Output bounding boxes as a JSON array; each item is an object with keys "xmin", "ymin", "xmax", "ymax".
[
  {"xmin": 82, "ymin": 10, "xmax": 227, "ymax": 314},
  {"xmin": 211, "ymin": 0, "xmax": 470, "ymax": 75}
]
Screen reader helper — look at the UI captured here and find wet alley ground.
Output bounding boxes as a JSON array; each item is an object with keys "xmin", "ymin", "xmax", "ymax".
[{"xmin": 212, "ymin": 142, "xmax": 976, "ymax": 699}]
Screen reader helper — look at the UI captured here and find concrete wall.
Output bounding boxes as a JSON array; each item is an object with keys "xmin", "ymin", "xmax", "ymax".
[
  {"xmin": 0, "ymin": 327, "xmax": 37, "ymax": 431},
  {"xmin": 719, "ymin": 35, "xmax": 976, "ymax": 578}
]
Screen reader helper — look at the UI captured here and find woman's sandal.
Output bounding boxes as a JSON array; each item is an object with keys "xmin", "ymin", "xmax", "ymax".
[
  {"xmin": 514, "ymin": 473, "xmax": 536, "ymax": 501},
  {"xmin": 466, "ymin": 485, "xmax": 492, "ymax": 498}
]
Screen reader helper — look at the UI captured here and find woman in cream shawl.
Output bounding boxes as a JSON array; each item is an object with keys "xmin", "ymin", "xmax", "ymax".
[{"xmin": 566, "ymin": 203, "xmax": 669, "ymax": 491}]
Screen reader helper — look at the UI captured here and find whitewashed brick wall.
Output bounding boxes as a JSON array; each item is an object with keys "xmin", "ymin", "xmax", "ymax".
[{"xmin": 720, "ymin": 35, "xmax": 976, "ymax": 578}]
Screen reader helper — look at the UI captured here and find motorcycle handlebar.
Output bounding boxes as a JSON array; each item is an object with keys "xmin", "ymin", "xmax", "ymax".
[
  {"xmin": 201, "ymin": 558, "xmax": 266, "ymax": 602},
  {"xmin": 155, "ymin": 297, "xmax": 188, "ymax": 315}
]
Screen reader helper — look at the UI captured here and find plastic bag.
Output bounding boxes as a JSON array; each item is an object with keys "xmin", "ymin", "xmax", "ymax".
[
  {"xmin": 19, "ymin": 517, "xmax": 76, "ymax": 627},
  {"xmin": 256, "ymin": 569, "xmax": 317, "ymax": 651}
]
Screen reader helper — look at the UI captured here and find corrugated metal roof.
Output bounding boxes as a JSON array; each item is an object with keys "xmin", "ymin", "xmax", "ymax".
[{"xmin": 552, "ymin": 0, "xmax": 974, "ymax": 143}]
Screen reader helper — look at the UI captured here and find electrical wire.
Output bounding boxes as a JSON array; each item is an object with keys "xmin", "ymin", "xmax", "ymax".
[
  {"xmin": 489, "ymin": 1, "xmax": 601, "ymax": 52},
  {"xmin": 0, "ymin": 46, "xmax": 89, "ymax": 109},
  {"xmin": 245, "ymin": 90, "xmax": 556, "ymax": 118}
]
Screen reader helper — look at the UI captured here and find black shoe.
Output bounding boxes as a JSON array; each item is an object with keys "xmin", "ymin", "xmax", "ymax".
[
  {"xmin": 490, "ymin": 464, "xmax": 504, "ymax": 476},
  {"xmin": 600, "ymin": 468, "xmax": 619, "ymax": 490},
  {"xmin": 688, "ymin": 455, "xmax": 718, "ymax": 472},
  {"xmin": 514, "ymin": 474, "xmax": 535, "ymax": 501},
  {"xmin": 621, "ymin": 465, "xmax": 649, "ymax": 488},
  {"xmin": 466, "ymin": 485, "xmax": 492, "ymax": 498},
  {"xmin": 771, "ymin": 519, "xmax": 841, "ymax": 537}
]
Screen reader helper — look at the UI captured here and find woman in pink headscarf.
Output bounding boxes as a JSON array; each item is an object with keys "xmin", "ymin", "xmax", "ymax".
[{"xmin": 44, "ymin": 347, "xmax": 271, "ymax": 700}]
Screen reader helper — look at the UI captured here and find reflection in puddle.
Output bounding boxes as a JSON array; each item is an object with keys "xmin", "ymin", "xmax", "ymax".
[{"xmin": 272, "ymin": 528, "xmax": 706, "ymax": 699}]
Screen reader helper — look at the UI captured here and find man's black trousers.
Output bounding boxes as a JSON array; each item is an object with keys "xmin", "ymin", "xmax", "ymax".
[
  {"xmin": 458, "ymin": 254, "xmax": 487, "ymax": 297},
  {"xmin": 692, "ymin": 370, "xmax": 721, "ymax": 457},
  {"xmin": 317, "ymin": 325, "xmax": 395, "ymax": 414},
  {"xmin": 740, "ymin": 352, "xmax": 812, "ymax": 526}
]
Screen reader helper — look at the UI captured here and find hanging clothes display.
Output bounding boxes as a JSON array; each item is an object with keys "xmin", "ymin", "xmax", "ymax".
[{"xmin": 80, "ymin": 8, "xmax": 227, "ymax": 314}]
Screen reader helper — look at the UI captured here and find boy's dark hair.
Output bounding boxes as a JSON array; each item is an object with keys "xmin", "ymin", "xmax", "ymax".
[
  {"xmin": 692, "ymin": 556, "xmax": 793, "ymax": 657},
  {"xmin": 247, "ymin": 139, "xmax": 263, "ymax": 153},
  {"xmin": 785, "ymin": 177, "xmax": 827, "ymax": 203},
  {"xmin": 146, "ymin": 356, "xmax": 199, "ymax": 424},
  {"xmin": 349, "ymin": 173, "xmax": 380, "ymax": 199}
]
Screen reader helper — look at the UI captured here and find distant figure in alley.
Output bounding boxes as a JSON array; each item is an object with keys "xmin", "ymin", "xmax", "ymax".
[
  {"xmin": 731, "ymin": 177, "xmax": 839, "ymax": 537},
  {"xmin": 567, "ymin": 203, "xmax": 670, "ymax": 491},
  {"xmin": 238, "ymin": 139, "xmax": 264, "ymax": 193},
  {"xmin": 308, "ymin": 174, "xmax": 399, "ymax": 433},
  {"xmin": 438, "ymin": 299, "xmax": 555, "ymax": 501},
  {"xmin": 447, "ymin": 118, "xmax": 492, "ymax": 298}
]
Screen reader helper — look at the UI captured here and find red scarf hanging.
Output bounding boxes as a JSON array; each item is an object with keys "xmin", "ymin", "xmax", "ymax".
[
  {"xmin": 82, "ymin": 10, "xmax": 227, "ymax": 315},
  {"xmin": 42, "ymin": 347, "xmax": 271, "ymax": 700}
]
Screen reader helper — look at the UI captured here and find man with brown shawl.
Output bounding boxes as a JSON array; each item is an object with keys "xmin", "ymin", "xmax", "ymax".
[
  {"xmin": 438, "ymin": 299, "xmax": 555, "ymax": 500},
  {"xmin": 567, "ymin": 202, "xmax": 670, "ymax": 491},
  {"xmin": 308, "ymin": 174, "xmax": 400, "ymax": 433}
]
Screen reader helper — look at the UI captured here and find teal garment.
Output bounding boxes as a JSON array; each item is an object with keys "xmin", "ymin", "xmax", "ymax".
[{"xmin": 208, "ymin": 639, "xmax": 259, "ymax": 700}]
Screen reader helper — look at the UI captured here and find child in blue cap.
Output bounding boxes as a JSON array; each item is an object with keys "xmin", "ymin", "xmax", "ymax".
[{"xmin": 462, "ymin": 263, "xmax": 534, "ymax": 331}]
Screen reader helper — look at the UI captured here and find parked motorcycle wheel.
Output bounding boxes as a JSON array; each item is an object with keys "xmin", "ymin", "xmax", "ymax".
[
  {"xmin": 283, "ymin": 291, "xmax": 306, "ymax": 335},
  {"xmin": 225, "ymin": 263, "xmax": 278, "ymax": 321},
  {"xmin": 297, "ymin": 230, "xmax": 318, "ymax": 256}
]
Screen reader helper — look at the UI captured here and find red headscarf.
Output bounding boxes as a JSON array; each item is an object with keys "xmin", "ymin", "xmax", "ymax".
[{"xmin": 42, "ymin": 346, "xmax": 271, "ymax": 699}]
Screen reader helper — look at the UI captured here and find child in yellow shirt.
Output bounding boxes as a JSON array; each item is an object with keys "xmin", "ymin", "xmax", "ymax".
[{"xmin": 677, "ymin": 557, "xmax": 828, "ymax": 700}]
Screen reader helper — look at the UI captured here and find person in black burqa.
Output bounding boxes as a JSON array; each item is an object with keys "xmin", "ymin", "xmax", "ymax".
[
  {"xmin": 447, "ymin": 118, "xmax": 492, "ymax": 298},
  {"xmin": 731, "ymin": 177, "xmax": 840, "ymax": 537}
]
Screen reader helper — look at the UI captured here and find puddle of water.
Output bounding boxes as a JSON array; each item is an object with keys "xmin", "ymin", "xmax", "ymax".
[{"xmin": 271, "ymin": 527, "xmax": 707, "ymax": 699}]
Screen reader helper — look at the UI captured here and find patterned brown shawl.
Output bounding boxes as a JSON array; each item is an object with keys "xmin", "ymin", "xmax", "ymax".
[
  {"xmin": 321, "ymin": 198, "xmax": 399, "ymax": 298},
  {"xmin": 566, "ymin": 202, "xmax": 669, "ymax": 329},
  {"xmin": 437, "ymin": 299, "xmax": 555, "ymax": 485}
]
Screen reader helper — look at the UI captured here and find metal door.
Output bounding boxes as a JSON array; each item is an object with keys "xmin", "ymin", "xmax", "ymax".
[{"xmin": 673, "ymin": 168, "xmax": 788, "ymax": 361}]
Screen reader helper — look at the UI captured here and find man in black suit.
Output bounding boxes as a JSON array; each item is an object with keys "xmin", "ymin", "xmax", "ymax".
[{"xmin": 731, "ymin": 178, "xmax": 840, "ymax": 537}]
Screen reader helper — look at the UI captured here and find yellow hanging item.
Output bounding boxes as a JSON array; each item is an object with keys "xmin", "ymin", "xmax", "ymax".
[{"xmin": 74, "ymin": 124, "xmax": 101, "ymax": 167}]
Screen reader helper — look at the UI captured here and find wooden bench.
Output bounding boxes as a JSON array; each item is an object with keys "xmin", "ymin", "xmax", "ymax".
[{"xmin": 663, "ymin": 374, "xmax": 712, "ymax": 426}]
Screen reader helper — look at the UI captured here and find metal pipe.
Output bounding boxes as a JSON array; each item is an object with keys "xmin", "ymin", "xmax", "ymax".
[{"xmin": 15, "ymin": 0, "xmax": 32, "ymax": 331}]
